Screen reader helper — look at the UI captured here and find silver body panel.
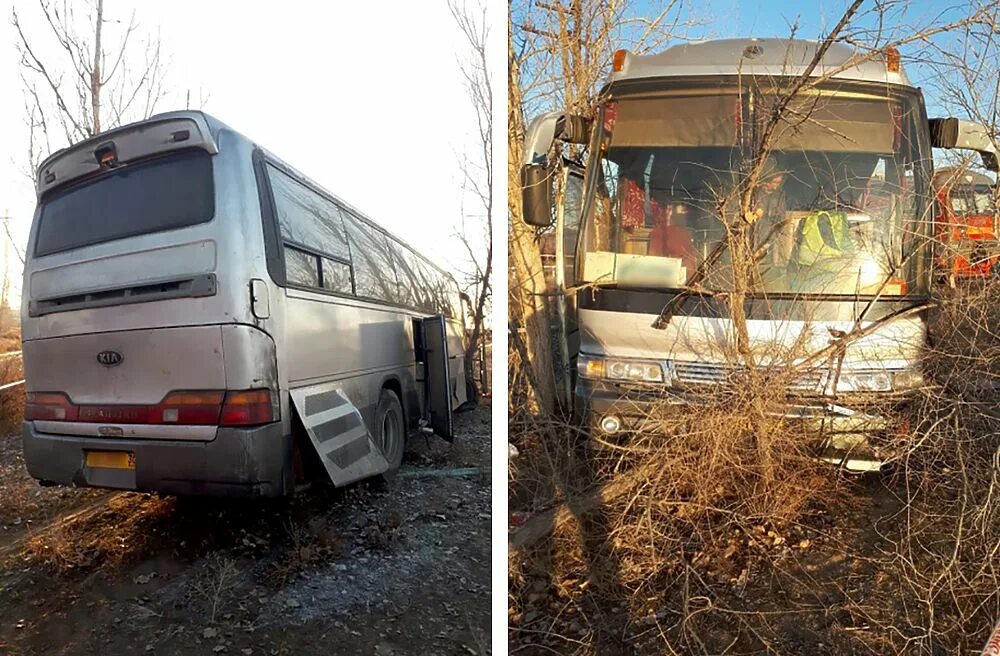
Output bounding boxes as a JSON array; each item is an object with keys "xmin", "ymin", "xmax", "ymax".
[
  {"xmin": 21, "ymin": 110, "xmax": 466, "ymax": 496},
  {"xmin": 580, "ymin": 308, "xmax": 924, "ymax": 372}
]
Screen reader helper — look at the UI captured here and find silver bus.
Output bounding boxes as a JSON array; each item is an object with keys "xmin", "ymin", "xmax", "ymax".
[
  {"xmin": 21, "ymin": 111, "xmax": 468, "ymax": 497},
  {"xmin": 521, "ymin": 38, "xmax": 998, "ymax": 470}
]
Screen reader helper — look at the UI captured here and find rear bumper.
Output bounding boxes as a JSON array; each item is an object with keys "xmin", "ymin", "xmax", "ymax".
[{"xmin": 22, "ymin": 421, "xmax": 292, "ymax": 497}]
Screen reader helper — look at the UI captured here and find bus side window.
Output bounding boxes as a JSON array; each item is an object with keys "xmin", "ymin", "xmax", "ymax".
[
  {"xmin": 285, "ymin": 245, "xmax": 320, "ymax": 287},
  {"xmin": 342, "ymin": 213, "xmax": 399, "ymax": 303},
  {"xmin": 267, "ymin": 163, "xmax": 353, "ymax": 294},
  {"xmin": 388, "ymin": 242, "xmax": 418, "ymax": 307},
  {"xmin": 320, "ymin": 257, "xmax": 352, "ymax": 294},
  {"xmin": 416, "ymin": 260, "xmax": 445, "ymax": 315},
  {"xmin": 405, "ymin": 250, "xmax": 435, "ymax": 311}
]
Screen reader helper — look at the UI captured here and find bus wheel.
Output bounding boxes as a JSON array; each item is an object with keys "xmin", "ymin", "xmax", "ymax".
[{"xmin": 376, "ymin": 389, "xmax": 405, "ymax": 476}]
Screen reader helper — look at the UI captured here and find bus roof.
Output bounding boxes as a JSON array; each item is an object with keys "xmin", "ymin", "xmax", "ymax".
[
  {"xmin": 35, "ymin": 110, "xmax": 457, "ymax": 286},
  {"xmin": 608, "ymin": 38, "xmax": 911, "ymax": 88}
]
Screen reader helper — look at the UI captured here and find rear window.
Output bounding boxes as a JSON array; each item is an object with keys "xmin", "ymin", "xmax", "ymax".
[{"xmin": 34, "ymin": 150, "xmax": 215, "ymax": 256}]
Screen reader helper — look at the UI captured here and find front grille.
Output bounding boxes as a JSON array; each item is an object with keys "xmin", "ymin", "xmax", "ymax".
[{"xmin": 672, "ymin": 361, "xmax": 827, "ymax": 394}]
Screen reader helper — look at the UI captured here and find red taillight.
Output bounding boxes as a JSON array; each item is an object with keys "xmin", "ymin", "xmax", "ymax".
[
  {"xmin": 220, "ymin": 389, "xmax": 276, "ymax": 426},
  {"xmin": 155, "ymin": 391, "xmax": 225, "ymax": 425},
  {"xmin": 25, "ymin": 392, "xmax": 78, "ymax": 421},
  {"xmin": 25, "ymin": 390, "xmax": 276, "ymax": 427}
]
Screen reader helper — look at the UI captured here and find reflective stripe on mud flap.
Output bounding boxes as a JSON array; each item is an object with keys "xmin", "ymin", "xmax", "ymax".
[{"xmin": 289, "ymin": 385, "xmax": 388, "ymax": 486}]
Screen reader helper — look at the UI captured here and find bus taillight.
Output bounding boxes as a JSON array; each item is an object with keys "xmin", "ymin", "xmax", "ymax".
[
  {"xmin": 25, "ymin": 392, "xmax": 78, "ymax": 421},
  {"xmin": 156, "ymin": 391, "xmax": 225, "ymax": 425},
  {"xmin": 25, "ymin": 390, "xmax": 277, "ymax": 427},
  {"xmin": 220, "ymin": 389, "xmax": 276, "ymax": 426}
]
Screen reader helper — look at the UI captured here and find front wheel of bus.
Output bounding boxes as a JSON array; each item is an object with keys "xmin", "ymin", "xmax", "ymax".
[{"xmin": 376, "ymin": 389, "xmax": 405, "ymax": 477}]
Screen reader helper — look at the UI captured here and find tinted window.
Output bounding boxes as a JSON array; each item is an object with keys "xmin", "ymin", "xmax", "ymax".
[
  {"xmin": 268, "ymin": 165, "xmax": 351, "ymax": 261},
  {"xmin": 36, "ymin": 150, "xmax": 214, "ymax": 256},
  {"xmin": 404, "ymin": 249, "xmax": 434, "ymax": 311},
  {"xmin": 418, "ymin": 261, "xmax": 450, "ymax": 316},
  {"xmin": 388, "ymin": 243, "xmax": 418, "ymax": 307},
  {"xmin": 285, "ymin": 245, "xmax": 319, "ymax": 287},
  {"xmin": 343, "ymin": 213, "xmax": 399, "ymax": 302},
  {"xmin": 321, "ymin": 257, "xmax": 353, "ymax": 294}
]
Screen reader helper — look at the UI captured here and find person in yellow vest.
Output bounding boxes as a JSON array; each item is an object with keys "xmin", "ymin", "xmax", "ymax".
[{"xmin": 789, "ymin": 208, "xmax": 855, "ymax": 291}]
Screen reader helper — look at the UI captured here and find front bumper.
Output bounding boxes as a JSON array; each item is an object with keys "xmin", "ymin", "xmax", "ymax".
[
  {"xmin": 22, "ymin": 421, "xmax": 293, "ymax": 497},
  {"xmin": 576, "ymin": 379, "xmax": 909, "ymax": 472}
]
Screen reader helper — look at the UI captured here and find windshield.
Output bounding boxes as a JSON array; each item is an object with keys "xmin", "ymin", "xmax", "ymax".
[
  {"xmin": 579, "ymin": 82, "xmax": 932, "ymax": 297},
  {"xmin": 35, "ymin": 149, "xmax": 215, "ymax": 257}
]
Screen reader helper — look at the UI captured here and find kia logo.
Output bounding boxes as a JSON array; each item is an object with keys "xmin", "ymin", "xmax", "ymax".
[{"xmin": 96, "ymin": 350, "xmax": 124, "ymax": 367}]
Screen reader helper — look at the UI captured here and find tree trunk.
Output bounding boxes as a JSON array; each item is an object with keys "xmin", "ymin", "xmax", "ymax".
[
  {"xmin": 509, "ymin": 17, "xmax": 556, "ymax": 416},
  {"xmin": 91, "ymin": 0, "xmax": 103, "ymax": 135}
]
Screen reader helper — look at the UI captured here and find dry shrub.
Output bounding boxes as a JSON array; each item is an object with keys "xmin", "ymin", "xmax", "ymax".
[
  {"xmin": 510, "ymin": 281, "xmax": 1000, "ymax": 654},
  {"xmin": 0, "ymin": 325, "xmax": 21, "ymax": 353},
  {"xmin": 839, "ymin": 280, "xmax": 1000, "ymax": 654},
  {"xmin": 259, "ymin": 517, "xmax": 342, "ymax": 587},
  {"xmin": 21, "ymin": 493, "xmax": 172, "ymax": 573},
  {"xmin": 0, "ymin": 357, "xmax": 24, "ymax": 435},
  {"xmin": 509, "ymin": 375, "xmax": 855, "ymax": 652},
  {"xmin": 603, "ymin": 389, "xmax": 836, "ymax": 581}
]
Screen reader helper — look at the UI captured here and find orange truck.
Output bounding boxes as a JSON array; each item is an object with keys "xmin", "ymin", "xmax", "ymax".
[{"xmin": 932, "ymin": 167, "xmax": 999, "ymax": 281}]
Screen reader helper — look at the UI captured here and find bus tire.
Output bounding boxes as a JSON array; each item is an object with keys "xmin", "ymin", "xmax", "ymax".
[{"xmin": 376, "ymin": 388, "xmax": 406, "ymax": 477}]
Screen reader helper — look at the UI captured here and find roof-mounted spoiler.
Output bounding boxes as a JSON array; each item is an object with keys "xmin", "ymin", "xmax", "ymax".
[
  {"xmin": 930, "ymin": 118, "xmax": 999, "ymax": 172},
  {"xmin": 35, "ymin": 113, "xmax": 219, "ymax": 198}
]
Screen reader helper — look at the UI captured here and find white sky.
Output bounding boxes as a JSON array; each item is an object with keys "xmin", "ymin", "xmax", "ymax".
[{"xmin": 0, "ymin": 0, "xmax": 488, "ymax": 305}]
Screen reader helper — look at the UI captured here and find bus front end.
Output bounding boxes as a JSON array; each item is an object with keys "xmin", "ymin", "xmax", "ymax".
[{"xmin": 524, "ymin": 39, "xmax": 999, "ymax": 471}]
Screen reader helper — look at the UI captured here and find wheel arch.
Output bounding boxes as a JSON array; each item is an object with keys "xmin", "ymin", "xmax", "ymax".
[{"xmin": 377, "ymin": 373, "xmax": 407, "ymax": 430}]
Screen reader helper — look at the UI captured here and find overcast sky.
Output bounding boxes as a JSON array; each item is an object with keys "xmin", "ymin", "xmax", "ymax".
[{"xmin": 0, "ymin": 0, "xmax": 489, "ymax": 305}]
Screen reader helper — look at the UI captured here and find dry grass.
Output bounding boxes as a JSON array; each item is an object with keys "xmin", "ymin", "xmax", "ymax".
[
  {"xmin": 258, "ymin": 517, "xmax": 343, "ymax": 587},
  {"xmin": 509, "ymin": 280, "xmax": 1000, "ymax": 654},
  {"xmin": 0, "ymin": 356, "xmax": 25, "ymax": 436},
  {"xmin": 0, "ymin": 325, "xmax": 21, "ymax": 355},
  {"xmin": 19, "ymin": 493, "xmax": 171, "ymax": 573}
]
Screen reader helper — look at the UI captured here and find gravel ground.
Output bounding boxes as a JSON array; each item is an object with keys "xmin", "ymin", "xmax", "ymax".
[{"xmin": 0, "ymin": 404, "xmax": 492, "ymax": 656}]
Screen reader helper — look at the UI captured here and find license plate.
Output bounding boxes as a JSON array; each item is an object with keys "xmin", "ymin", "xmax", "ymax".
[{"xmin": 85, "ymin": 451, "xmax": 135, "ymax": 470}]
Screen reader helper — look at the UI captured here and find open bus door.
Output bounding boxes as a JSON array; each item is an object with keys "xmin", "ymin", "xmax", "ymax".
[{"xmin": 421, "ymin": 315, "xmax": 454, "ymax": 441}]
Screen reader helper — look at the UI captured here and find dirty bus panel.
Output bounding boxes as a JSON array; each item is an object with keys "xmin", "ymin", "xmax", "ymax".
[{"xmin": 21, "ymin": 110, "xmax": 468, "ymax": 497}]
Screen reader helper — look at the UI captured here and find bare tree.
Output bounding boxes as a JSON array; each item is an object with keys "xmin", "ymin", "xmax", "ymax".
[
  {"xmin": 12, "ymin": 0, "xmax": 169, "ymax": 173},
  {"xmin": 449, "ymin": 0, "xmax": 493, "ymax": 399},
  {"xmin": 509, "ymin": 0, "xmax": 692, "ymax": 415}
]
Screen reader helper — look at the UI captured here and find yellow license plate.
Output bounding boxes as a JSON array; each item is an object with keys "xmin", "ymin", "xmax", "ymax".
[{"xmin": 85, "ymin": 451, "xmax": 135, "ymax": 470}]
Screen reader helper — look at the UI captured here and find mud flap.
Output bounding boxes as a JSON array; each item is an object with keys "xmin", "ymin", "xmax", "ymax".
[{"xmin": 289, "ymin": 385, "xmax": 389, "ymax": 486}]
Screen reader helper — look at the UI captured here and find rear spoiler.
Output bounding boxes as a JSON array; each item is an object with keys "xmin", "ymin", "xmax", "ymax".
[{"xmin": 35, "ymin": 113, "xmax": 219, "ymax": 198}]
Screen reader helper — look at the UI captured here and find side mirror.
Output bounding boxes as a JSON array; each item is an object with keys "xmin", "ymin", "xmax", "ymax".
[
  {"xmin": 521, "ymin": 111, "xmax": 593, "ymax": 227},
  {"xmin": 930, "ymin": 118, "xmax": 1000, "ymax": 172},
  {"xmin": 521, "ymin": 164, "xmax": 553, "ymax": 227}
]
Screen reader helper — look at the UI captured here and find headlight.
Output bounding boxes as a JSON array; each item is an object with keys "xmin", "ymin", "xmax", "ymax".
[
  {"xmin": 578, "ymin": 355, "xmax": 664, "ymax": 383},
  {"xmin": 833, "ymin": 369, "xmax": 922, "ymax": 393},
  {"xmin": 834, "ymin": 371, "xmax": 893, "ymax": 393},
  {"xmin": 891, "ymin": 369, "xmax": 925, "ymax": 391}
]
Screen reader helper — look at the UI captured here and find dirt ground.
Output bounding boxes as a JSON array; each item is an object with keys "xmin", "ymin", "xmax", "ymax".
[
  {"xmin": 0, "ymin": 405, "xmax": 492, "ymax": 656},
  {"xmin": 508, "ymin": 464, "xmax": 999, "ymax": 655}
]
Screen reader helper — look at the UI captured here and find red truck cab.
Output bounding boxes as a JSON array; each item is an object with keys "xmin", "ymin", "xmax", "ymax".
[{"xmin": 932, "ymin": 167, "xmax": 998, "ymax": 282}]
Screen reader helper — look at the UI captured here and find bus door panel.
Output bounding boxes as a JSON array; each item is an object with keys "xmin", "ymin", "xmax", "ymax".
[
  {"xmin": 422, "ymin": 315, "xmax": 455, "ymax": 441},
  {"xmin": 289, "ymin": 385, "xmax": 390, "ymax": 486},
  {"xmin": 447, "ymin": 321, "xmax": 469, "ymax": 409}
]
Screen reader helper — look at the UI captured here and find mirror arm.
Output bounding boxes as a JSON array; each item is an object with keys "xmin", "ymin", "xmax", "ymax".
[{"xmin": 930, "ymin": 117, "xmax": 1000, "ymax": 172}]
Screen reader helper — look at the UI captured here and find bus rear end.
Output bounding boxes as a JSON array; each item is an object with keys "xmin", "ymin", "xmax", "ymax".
[{"xmin": 21, "ymin": 112, "xmax": 290, "ymax": 497}]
